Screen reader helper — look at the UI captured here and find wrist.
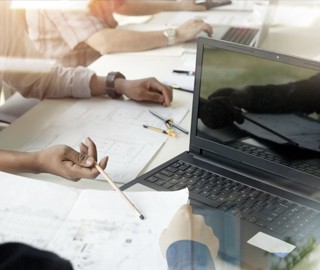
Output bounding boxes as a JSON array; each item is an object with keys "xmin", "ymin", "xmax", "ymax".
[
  {"xmin": 16, "ymin": 151, "xmax": 42, "ymax": 174},
  {"xmin": 106, "ymin": 72, "xmax": 126, "ymax": 98},
  {"xmin": 163, "ymin": 28, "xmax": 176, "ymax": 46}
]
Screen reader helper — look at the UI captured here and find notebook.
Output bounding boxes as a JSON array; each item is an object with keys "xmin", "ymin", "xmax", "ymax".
[
  {"xmin": 123, "ymin": 38, "xmax": 320, "ymax": 269},
  {"xmin": 213, "ymin": 0, "xmax": 278, "ymax": 47}
]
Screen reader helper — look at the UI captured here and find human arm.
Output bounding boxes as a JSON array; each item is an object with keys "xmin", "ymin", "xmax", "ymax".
[
  {"xmin": 114, "ymin": 0, "xmax": 207, "ymax": 15},
  {"xmin": 159, "ymin": 204, "xmax": 219, "ymax": 269},
  {"xmin": 5, "ymin": 7, "xmax": 172, "ymax": 104},
  {"xmin": 199, "ymin": 73, "xmax": 320, "ymax": 129},
  {"xmin": 85, "ymin": 19, "xmax": 213, "ymax": 54},
  {"xmin": 208, "ymin": 73, "xmax": 320, "ymax": 114},
  {"xmin": 0, "ymin": 137, "xmax": 108, "ymax": 181}
]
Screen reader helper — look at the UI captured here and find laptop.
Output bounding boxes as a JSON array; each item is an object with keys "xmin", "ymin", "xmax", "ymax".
[
  {"xmin": 212, "ymin": 0, "xmax": 278, "ymax": 47},
  {"xmin": 123, "ymin": 38, "xmax": 320, "ymax": 269}
]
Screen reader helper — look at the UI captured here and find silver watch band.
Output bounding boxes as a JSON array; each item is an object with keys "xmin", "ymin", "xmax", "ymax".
[{"xmin": 163, "ymin": 28, "xmax": 176, "ymax": 46}]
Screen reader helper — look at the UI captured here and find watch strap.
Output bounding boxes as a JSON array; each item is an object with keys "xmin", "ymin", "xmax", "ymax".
[
  {"xmin": 106, "ymin": 71, "xmax": 125, "ymax": 99},
  {"xmin": 163, "ymin": 28, "xmax": 176, "ymax": 46}
]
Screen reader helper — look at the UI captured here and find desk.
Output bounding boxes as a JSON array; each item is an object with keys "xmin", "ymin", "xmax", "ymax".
[{"xmin": 0, "ymin": 2, "xmax": 320, "ymax": 269}]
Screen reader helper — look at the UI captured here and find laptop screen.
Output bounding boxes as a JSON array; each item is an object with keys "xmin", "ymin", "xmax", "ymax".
[{"xmin": 191, "ymin": 38, "xmax": 320, "ymax": 201}]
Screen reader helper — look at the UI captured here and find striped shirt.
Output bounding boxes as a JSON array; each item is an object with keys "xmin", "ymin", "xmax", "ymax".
[{"xmin": 26, "ymin": 0, "xmax": 124, "ymax": 67}]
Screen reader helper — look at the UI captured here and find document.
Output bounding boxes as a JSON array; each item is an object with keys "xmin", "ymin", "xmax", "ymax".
[
  {"xmin": 0, "ymin": 172, "xmax": 189, "ymax": 270},
  {"xmin": 21, "ymin": 98, "xmax": 188, "ymax": 183}
]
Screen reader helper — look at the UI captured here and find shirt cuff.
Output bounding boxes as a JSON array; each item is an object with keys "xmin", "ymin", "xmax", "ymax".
[{"xmin": 166, "ymin": 240, "xmax": 215, "ymax": 270}]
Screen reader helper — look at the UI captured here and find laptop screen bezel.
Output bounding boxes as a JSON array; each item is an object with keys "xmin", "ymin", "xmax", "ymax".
[{"xmin": 190, "ymin": 37, "xmax": 320, "ymax": 193}]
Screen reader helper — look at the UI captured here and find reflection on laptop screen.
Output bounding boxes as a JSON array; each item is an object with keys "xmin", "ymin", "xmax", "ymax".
[{"xmin": 194, "ymin": 40, "xmax": 320, "ymax": 201}]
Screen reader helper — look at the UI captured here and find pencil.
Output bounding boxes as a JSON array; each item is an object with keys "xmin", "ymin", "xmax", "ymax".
[{"xmin": 94, "ymin": 162, "xmax": 145, "ymax": 220}]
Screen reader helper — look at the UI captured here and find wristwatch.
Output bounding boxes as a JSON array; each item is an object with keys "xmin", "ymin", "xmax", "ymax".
[
  {"xmin": 163, "ymin": 28, "xmax": 176, "ymax": 46},
  {"xmin": 106, "ymin": 71, "xmax": 125, "ymax": 99}
]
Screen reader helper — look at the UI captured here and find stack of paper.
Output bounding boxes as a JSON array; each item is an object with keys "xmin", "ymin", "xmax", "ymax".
[{"xmin": 0, "ymin": 172, "xmax": 188, "ymax": 269}]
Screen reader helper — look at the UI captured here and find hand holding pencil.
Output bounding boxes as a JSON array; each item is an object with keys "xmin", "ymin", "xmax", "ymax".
[{"xmin": 80, "ymin": 137, "xmax": 144, "ymax": 220}]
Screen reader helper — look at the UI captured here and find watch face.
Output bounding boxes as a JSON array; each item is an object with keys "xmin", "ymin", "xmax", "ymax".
[
  {"xmin": 165, "ymin": 28, "xmax": 175, "ymax": 37},
  {"xmin": 164, "ymin": 28, "xmax": 176, "ymax": 45}
]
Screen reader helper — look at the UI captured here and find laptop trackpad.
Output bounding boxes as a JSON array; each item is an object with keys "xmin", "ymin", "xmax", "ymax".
[{"xmin": 247, "ymin": 232, "xmax": 296, "ymax": 258}]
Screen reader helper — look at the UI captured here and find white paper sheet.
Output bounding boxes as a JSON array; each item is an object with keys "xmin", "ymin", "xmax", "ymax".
[
  {"xmin": 21, "ymin": 98, "xmax": 188, "ymax": 183},
  {"xmin": 0, "ymin": 172, "xmax": 189, "ymax": 269}
]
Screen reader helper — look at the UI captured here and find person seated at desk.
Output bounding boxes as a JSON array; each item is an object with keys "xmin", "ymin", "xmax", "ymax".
[
  {"xmin": 0, "ymin": 1, "xmax": 172, "ymax": 179},
  {"xmin": 26, "ymin": 0, "xmax": 213, "ymax": 67},
  {"xmin": 0, "ymin": 204, "xmax": 219, "ymax": 269}
]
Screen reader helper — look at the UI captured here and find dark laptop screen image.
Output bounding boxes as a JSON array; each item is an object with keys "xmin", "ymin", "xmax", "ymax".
[{"xmin": 194, "ymin": 43, "xmax": 320, "ymax": 202}]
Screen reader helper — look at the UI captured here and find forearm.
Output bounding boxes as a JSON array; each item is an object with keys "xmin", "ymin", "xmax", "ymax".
[
  {"xmin": 0, "ymin": 150, "xmax": 40, "ymax": 174},
  {"xmin": 86, "ymin": 29, "xmax": 168, "ymax": 54},
  {"xmin": 231, "ymin": 74, "xmax": 320, "ymax": 114},
  {"xmin": 114, "ymin": 1, "xmax": 204, "ymax": 15}
]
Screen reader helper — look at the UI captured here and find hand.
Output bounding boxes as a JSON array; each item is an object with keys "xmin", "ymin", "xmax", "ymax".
[
  {"xmin": 159, "ymin": 204, "xmax": 219, "ymax": 259},
  {"xmin": 199, "ymin": 96, "xmax": 244, "ymax": 129},
  {"xmin": 37, "ymin": 137, "xmax": 108, "ymax": 181},
  {"xmin": 118, "ymin": 77, "xmax": 173, "ymax": 107},
  {"xmin": 176, "ymin": 19, "xmax": 213, "ymax": 43}
]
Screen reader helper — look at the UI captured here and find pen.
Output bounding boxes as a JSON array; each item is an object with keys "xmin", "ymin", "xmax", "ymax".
[
  {"xmin": 171, "ymin": 84, "xmax": 193, "ymax": 93},
  {"xmin": 149, "ymin": 109, "xmax": 189, "ymax": 135},
  {"xmin": 143, "ymin": 124, "xmax": 176, "ymax": 137},
  {"xmin": 173, "ymin": 69, "xmax": 195, "ymax": 76},
  {"xmin": 94, "ymin": 162, "xmax": 145, "ymax": 220}
]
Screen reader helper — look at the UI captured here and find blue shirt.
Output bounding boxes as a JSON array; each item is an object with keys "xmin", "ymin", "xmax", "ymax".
[{"xmin": 167, "ymin": 240, "xmax": 216, "ymax": 270}]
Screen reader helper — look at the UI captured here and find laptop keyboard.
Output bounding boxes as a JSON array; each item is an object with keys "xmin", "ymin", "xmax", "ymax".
[
  {"xmin": 146, "ymin": 160, "xmax": 320, "ymax": 240},
  {"xmin": 230, "ymin": 142, "xmax": 320, "ymax": 177},
  {"xmin": 222, "ymin": 27, "xmax": 259, "ymax": 46}
]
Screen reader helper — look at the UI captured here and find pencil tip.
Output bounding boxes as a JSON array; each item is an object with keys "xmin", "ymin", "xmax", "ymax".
[{"xmin": 139, "ymin": 215, "xmax": 145, "ymax": 220}]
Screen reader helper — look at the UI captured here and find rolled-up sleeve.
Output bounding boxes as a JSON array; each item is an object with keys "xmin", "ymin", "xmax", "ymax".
[
  {"xmin": 5, "ymin": 65, "xmax": 94, "ymax": 99},
  {"xmin": 1, "ymin": 3, "xmax": 95, "ymax": 100}
]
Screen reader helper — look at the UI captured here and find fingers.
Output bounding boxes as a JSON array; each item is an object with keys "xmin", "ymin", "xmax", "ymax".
[
  {"xmin": 173, "ymin": 204, "xmax": 193, "ymax": 221},
  {"xmin": 147, "ymin": 78, "xmax": 173, "ymax": 106},
  {"xmin": 178, "ymin": 19, "xmax": 213, "ymax": 41},
  {"xmin": 85, "ymin": 137, "xmax": 98, "ymax": 160},
  {"xmin": 64, "ymin": 147, "xmax": 95, "ymax": 168},
  {"xmin": 80, "ymin": 137, "xmax": 109, "ymax": 170}
]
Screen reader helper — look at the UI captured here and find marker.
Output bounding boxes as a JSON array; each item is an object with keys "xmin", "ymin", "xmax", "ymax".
[{"xmin": 173, "ymin": 69, "xmax": 195, "ymax": 76}]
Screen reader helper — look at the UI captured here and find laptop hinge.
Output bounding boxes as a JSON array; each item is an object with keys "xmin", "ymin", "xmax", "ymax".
[{"xmin": 189, "ymin": 145, "xmax": 202, "ymax": 155}]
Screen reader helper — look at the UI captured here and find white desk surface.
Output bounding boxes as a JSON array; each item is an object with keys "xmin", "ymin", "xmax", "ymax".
[{"xmin": 0, "ymin": 4, "xmax": 320, "ymax": 269}]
